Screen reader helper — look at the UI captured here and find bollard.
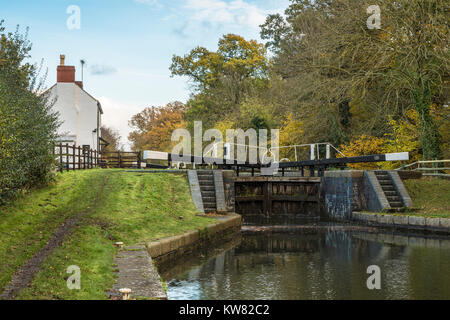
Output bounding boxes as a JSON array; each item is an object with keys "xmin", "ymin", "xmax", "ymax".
[
  {"xmin": 115, "ymin": 242, "xmax": 124, "ymax": 249},
  {"xmin": 119, "ymin": 288, "xmax": 132, "ymax": 300}
]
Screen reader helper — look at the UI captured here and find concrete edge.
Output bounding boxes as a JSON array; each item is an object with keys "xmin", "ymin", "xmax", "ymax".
[
  {"xmin": 213, "ymin": 171, "xmax": 227, "ymax": 213},
  {"xmin": 352, "ymin": 231, "xmax": 450, "ymax": 249},
  {"xmin": 112, "ymin": 245, "xmax": 167, "ymax": 300},
  {"xmin": 146, "ymin": 213, "xmax": 242, "ymax": 259},
  {"xmin": 388, "ymin": 171, "xmax": 414, "ymax": 208},
  {"xmin": 324, "ymin": 170, "xmax": 365, "ymax": 179},
  {"xmin": 365, "ymin": 171, "xmax": 391, "ymax": 211},
  {"xmin": 187, "ymin": 170, "xmax": 204, "ymax": 213},
  {"xmin": 352, "ymin": 212, "xmax": 450, "ymax": 233}
]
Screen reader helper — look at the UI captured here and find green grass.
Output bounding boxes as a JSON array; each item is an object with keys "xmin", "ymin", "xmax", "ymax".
[
  {"xmin": 90, "ymin": 171, "xmax": 216, "ymax": 244},
  {"xmin": 403, "ymin": 178, "xmax": 450, "ymax": 218},
  {"xmin": 0, "ymin": 170, "xmax": 215, "ymax": 300},
  {"xmin": 0, "ymin": 170, "xmax": 110, "ymax": 291},
  {"xmin": 16, "ymin": 225, "xmax": 116, "ymax": 300},
  {"xmin": 364, "ymin": 178, "xmax": 450, "ymax": 218}
]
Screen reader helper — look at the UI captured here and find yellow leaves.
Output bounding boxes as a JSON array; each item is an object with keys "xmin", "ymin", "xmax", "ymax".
[
  {"xmin": 339, "ymin": 135, "xmax": 386, "ymax": 170},
  {"xmin": 129, "ymin": 102, "xmax": 186, "ymax": 152},
  {"xmin": 215, "ymin": 119, "xmax": 236, "ymax": 137},
  {"xmin": 383, "ymin": 112, "xmax": 420, "ymax": 169},
  {"xmin": 171, "ymin": 34, "xmax": 268, "ymax": 88},
  {"xmin": 279, "ymin": 113, "xmax": 304, "ymax": 147}
]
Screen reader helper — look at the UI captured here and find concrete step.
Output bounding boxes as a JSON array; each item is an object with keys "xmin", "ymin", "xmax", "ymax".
[
  {"xmin": 384, "ymin": 191, "xmax": 398, "ymax": 196},
  {"xmin": 382, "ymin": 185, "xmax": 395, "ymax": 191},
  {"xmin": 204, "ymin": 205, "xmax": 217, "ymax": 210},
  {"xmin": 198, "ymin": 173, "xmax": 214, "ymax": 178},
  {"xmin": 199, "ymin": 181, "xmax": 214, "ymax": 187},
  {"xmin": 201, "ymin": 191, "xmax": 216, "ymax": 197},
  {"xmin": 379, "ymin": 180, "xmax": 393, "ymax": 186},
  {"xmin": 201, "ymin": 186, "xmax": 215, "ymax": 192},
  {"xmin": 202, "ymin": 196, "xmax": 216, "ymax": 203},
  {"xmin": 198, "ymin": 176, "xmax": 214, "ymax": 181},
  {"xmin": 390, "ymin": 201, "xmax": 404, "ymax": 208},
  {"xmin": 387, "ymin": 196, "xmax": 401, "ymax": 202}
]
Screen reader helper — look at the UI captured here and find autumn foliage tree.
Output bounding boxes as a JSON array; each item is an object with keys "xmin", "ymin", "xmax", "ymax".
[
  {"xmin": 170, "ymin": 34, "xmax": 270, "ymax": 129},
  {"xmin": 260, "ymin": 0, "xmax": 449, "ymax": 160},
  {"xmin": 128, "ymin": 102, "xmax": 186, "ymax": 152},
  {"xmin": 100, "ymin": 126, "xmax": 122, "ymax": 152}
]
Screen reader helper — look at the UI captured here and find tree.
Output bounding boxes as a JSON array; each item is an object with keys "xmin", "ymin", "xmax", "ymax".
[
  {"xmin": 100, "ymin": 126, "xmax": 122, "ymax": 152},
  {"xmin": 170, "ymin": 34, "xmax": 270, "ymax": 130},
  {"xmin": 339, "ymin": 135, "xmax": 386, "ymax": 170},
  {"xmin": 0, "ymin": 21, "xmax": 59, "ymax": 204},
  {"xmin": 128, "ymin": 102, "xmax": 186, "ymax": 152},
  {"xmin": 170, "ymin": 34, "xmax": 268, "ymax": 91},
  {"xmin": 261, "ymin": 0, "xmax": 449, "ymax": 159}
]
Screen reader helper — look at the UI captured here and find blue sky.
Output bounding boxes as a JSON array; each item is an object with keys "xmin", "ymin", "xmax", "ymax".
[{"xmin": 1, "ymin": 0, "xmax": 288, "ymax": 148}]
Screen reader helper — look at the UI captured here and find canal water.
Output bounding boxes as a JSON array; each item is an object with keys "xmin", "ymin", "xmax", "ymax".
[{"xmin": 162, "ymin": 223, "xmax": 450, "ymax": 300}]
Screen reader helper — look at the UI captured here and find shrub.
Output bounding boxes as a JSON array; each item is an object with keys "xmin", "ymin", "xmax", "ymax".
[{"xmin": 0, "ymin": 21, "xmax": 59, "ymax": 205}]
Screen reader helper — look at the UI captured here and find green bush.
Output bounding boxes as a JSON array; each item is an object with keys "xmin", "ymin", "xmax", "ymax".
[{"xmin": 0, "ymin": 21, "xmax": 59, "ymax": 204}]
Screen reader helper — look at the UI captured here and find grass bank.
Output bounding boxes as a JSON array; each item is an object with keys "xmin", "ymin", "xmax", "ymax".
[
  {"xmin": 403, "ymin": 178, "xmax": 450, "ymax": 218},
  {"xmin": 0, "ymin": 170, "xmax": 215, "ymax": 299}
]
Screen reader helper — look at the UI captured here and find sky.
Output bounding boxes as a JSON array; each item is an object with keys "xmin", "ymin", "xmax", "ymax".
[{"xmin": 1, "ymin": 0, "xmax": 289, "ymax": 149}]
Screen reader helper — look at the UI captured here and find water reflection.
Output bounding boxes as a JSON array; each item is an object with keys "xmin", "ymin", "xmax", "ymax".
[{"xmin": 164, "ymin": 225, "xmax": 450, "ymax": 300}]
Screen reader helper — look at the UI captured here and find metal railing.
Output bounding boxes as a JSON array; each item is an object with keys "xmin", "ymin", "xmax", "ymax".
[
  {"xmin": 203, "ymin": 142, "xmax": 346, "ymax": 163},
  {"xmin": 397, "ymin": 160, "xmax": 450, "ymax": 177}
]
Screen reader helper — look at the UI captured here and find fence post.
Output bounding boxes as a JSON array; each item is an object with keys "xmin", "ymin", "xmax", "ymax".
[
  {"xmin": 59, "ymin": 143, "xmax": 63, "ymax": 173},
  {"xmin": 72, "ymin": 145, "xmax": 76, "ymax": 171},
  {"xmin": 66, "ymin": 144, "xmax": 69, "ymax": 172},
  {"xmin": 118, "ymin": 151, "xmax": 121, "ymax": 168},
  {"xmin": 137, "ymin": 151, "xmax": 141, "ymax": 169},
  {"xmin": 78, "ymin": 146, "xmax": 81, "ymax": 170}
]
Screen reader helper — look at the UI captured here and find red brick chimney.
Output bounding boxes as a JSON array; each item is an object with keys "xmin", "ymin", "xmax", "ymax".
[{"xmin": 57, "ymin": 54, "xmax": 76, "ymax": 83}]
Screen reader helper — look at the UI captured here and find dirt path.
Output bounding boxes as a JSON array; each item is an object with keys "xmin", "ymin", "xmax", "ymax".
[{"xmin": 0, "ymin": 175, "xmax": 110, "ymax": 300}]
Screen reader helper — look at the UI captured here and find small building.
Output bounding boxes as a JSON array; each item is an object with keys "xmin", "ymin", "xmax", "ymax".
[{"xmin": 47, "ymin": 55, "xmax": 103, "ymax": 151}]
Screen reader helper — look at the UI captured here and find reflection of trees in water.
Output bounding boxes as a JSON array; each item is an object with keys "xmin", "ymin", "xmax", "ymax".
[
  {"xmin": 168, "ymin": 232, "xmax": 450, "ymax": 300},
  {"xmin": 237, "ymin": 233, "xmax": 319, "ymax": 254}
]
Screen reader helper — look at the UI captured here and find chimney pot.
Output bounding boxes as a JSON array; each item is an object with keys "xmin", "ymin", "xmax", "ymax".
[{"xmin": 60, "ymin": 54, "xmax": 66, "ymax": 66}]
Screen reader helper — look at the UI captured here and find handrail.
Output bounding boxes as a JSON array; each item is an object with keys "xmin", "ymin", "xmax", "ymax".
[
  {"xmin": 397, "ymin": 159, "xmax": 450, "ymax": 173},
  {"xmin": 203, "ymin": 142, "xmax": 346, "ymax": 162}
]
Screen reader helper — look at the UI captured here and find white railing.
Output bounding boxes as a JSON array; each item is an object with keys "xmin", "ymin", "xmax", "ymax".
[
  {"xmin": 203, "ymin": 142, "xmax": 345, "ymax": 163},
  {"xmin": 397, "ymin": 160, "xmax": 450, "ymax": 177}
]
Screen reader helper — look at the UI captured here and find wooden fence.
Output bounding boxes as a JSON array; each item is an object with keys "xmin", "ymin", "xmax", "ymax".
[
  {"xmin": 55, "ymin": 144, "xmax": 143, "ymax": 171},
  {"xmin": 101, "ymin": 150, "xmax": 142, "ymax": 169},
  {"xmin": 54, "ymin": 143, "xmax": 101, "ymax": 172}
]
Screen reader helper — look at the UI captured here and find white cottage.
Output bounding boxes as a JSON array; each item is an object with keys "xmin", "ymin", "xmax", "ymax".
[{"xmin": 47, "ymin": 55, "xmax": 103, "ymax": 151}]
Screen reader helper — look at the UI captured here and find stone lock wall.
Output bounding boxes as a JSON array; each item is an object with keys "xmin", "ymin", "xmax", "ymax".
[{"xmin": 321, "ymin": 171, "xmax": 365, "ymax": 220}]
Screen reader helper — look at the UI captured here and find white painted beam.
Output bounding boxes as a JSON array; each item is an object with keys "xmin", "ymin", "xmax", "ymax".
[
  {"xmin": 385, "ymin": 152, "xmax": 409, "ymax": 161},
  {"xmin": 143, "ymin": 151, "xmax": 169, "ymax": 161}
]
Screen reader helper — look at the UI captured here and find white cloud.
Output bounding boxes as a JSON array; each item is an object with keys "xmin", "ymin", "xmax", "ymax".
[
  {"xmin": 90, "ymin": 64, "xmax": 118, "ymax": 76},
  {"xmin": 185, "ymin": 0, "xmax": 268, "ymax": 29}
]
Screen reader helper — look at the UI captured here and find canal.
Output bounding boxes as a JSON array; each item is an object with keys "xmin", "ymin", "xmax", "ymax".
[{"xmin": 161, "ymin": 223, "xmax": 450, "ymax": 300}]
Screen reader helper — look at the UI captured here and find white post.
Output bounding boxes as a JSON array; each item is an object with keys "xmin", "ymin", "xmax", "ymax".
[
  {"xmin": 224, "ymin": 143, "xmax": 231, "ymax": 161},
  {"xmin": 212, "ymin": 143, "xmax": 218, "ymax": 158},
  {"xmin": 310, "ymin": 144, "xmax": 316, "ymax": 160},
  {"xmin": 326, "ymin": 144, "xmax": 331, "ymax": 159}
]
